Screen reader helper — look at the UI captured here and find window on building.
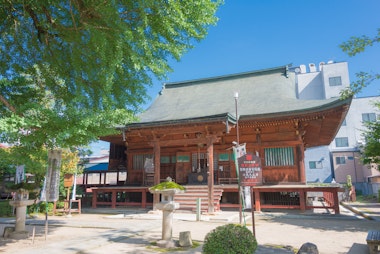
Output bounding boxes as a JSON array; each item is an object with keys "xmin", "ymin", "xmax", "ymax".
[
  {"xmin": 362, "ymin": 113, "xmax": 377, "ymax": 122},
  {"xmin": 335, "ymin": 137, "xmax": 349, "ymax": 147},
  {"xmin": 309, "ymin": 161, "xmax": 323, "ymax": 169},
  {"xmin": 335, "ymin": 156, "xmax": 346, "ymax": 165},
  {"xmin": 264, "ymin": 147, "xmax": 294, "ymax": 166},
  {"xmin": 341, "ymin": 119, "xmax": 346, "ymax": 126},
  {"xmin": 329, "ymin": 76, "xmax": 342, "ymax": 86},
  {"xmin": 133, "ymin": 154, "xmax": 153, "ymax": 170}
]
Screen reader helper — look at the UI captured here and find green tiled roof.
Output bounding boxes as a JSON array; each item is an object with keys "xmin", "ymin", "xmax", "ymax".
[{"xmin": 133, "ymin": 65, "xmax": 348, "ymax": 126}]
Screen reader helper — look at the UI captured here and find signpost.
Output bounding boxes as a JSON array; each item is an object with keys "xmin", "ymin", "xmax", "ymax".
[
  {"xmin": 41, "ymin": 149, "xmax": 62, "ymax": 239},
  {"xmin": 238, "ymin": 152, "xmax": 262, "ymax": 236}
]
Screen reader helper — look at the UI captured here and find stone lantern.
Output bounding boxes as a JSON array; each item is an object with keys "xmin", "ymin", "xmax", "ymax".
[
  {"xmin": 7, "ymin": 187, "xmax": 37, "ymax": 239},
  {"xmin": 149, "ymin": 177, "xmax": 185, "ymax": 248}
]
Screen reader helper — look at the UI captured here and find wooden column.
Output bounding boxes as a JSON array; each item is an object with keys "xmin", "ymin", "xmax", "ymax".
[
  {"xmin": 333, "ymin": 189, "xmax": 340, "ymax": 214},
  {"xmin": 297, "ymin": 144, "xmax": 306, "ymax": 184},
  {"xmin": 299, "ymin": 190, "xmax": 306, "ymax": 212},
  {"xmin": 153, "ymin": 140, "xmax": 161, "ymax": 209},
  {"xmin": 207, "ymin": 137, "xmax": 215, "ymax": 213},
  {"xmin": 92, "ymin": 189, "xmax": 97, "ymax": 208},
  {"xmin": 141, "ymin": 189, "xmax": 147, "ymax": 208},
  {"xmin": 254, "ymin": 188, "xmax": 261, "ymax": 212},
  {"xmin": 111, "ymin": 190, "xmax": 116, "ymax": 208}
]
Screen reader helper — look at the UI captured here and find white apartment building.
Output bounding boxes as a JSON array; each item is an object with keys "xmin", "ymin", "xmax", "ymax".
[{"xmin": 294, "ymin": 61, "xmax": 380, "ymax": 195}]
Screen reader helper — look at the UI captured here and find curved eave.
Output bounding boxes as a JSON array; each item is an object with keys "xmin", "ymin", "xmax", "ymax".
[{"xmin": 123, "ymin": 112, "xmax": 236, "ymax": 131}]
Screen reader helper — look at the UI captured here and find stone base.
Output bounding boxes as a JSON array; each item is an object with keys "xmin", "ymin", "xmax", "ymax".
[
  {"xmin": 3, "ymin": 226, "xmax": 15, "ymax": 238},
  {"xmin": 179, "ymin": 231, "xmax": 192, "ymax": 247},
  {"xmin": 157, "ymin": 239, "xmax": 176, "ymax": 248},
  {"xmin": 9, "ymin": 230, "xmax": 30, "ymax": 240}
]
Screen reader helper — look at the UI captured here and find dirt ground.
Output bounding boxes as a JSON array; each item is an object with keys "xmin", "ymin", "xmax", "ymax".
[{"xmin": 0, "ymin": 207, "xmax": 378, "ymax": 254}]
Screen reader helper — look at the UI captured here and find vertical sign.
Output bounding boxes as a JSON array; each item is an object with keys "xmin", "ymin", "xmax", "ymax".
[
  {"xmin": 238, "ymin": 153, "xmax": 262, "ymax": 186},
  {"xmin": 41, "ymin": 149, "xmax": 62, "ymax": 202},
  {"xmin": 15, "ymin": 165, "xmax": 25, "ymax": 184}
]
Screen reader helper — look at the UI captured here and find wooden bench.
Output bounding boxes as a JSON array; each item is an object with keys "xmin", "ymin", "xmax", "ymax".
[{"xmin": 366, "ymin": 230, "xmax": 380, "ymax": 254}]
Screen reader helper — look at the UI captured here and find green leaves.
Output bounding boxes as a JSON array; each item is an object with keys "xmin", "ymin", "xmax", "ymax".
[
  {"xmin": 360, "ymin": 103, "xmax": 380, "ymax": 166},
  {"xmin": 339, "ymin": 28, "xmax": 380, "ymax": 96},
  {"xmin": 0, "ymin": 1, "xmax": 221, "ymax": 111},
  {"xmin": 340, "ymin": 29, "xmax": 380, "ymax": 57},
  {"xmin": 0, "ymin": 1, "xmax": 221, "ymax": 178}
]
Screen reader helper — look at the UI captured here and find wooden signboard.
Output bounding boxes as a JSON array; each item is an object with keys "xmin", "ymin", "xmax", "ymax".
[
  {"xmin": 64, "ymin": 174, "xmax": 74, "ymax": 187},
  {"xmin": 238, "ymin": 153, "xmax": 262, "ymax": 186}
]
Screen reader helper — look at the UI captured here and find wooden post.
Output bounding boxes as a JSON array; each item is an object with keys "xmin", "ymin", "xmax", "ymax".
[
  {"xmin": 254, "ymin": 189, "xmax": 261, "ymax": 212},
  {"xmin": 111, "ymin": 190, "xmax": 116, "ymax": 208},
  {"xmin": 297, "ymin": 144, "xmax": 306, "ymax": 184},
  {"xmin": 141, "ymin": 189, "xmax": 147, "ymax": 208},
  {"xmin": 299, "ymin": 190, "xmax": 306, "ymax": 212},
  {"xmin": 251, "ymin": 187, "xmax": 256, "ymax": 237},
  {"xmin": 153, "ymin": 140, "xmax": 161, "ymax": 209},
  {"xmin": 207, "ymin": 137, "xmax": 214, "ymax": 213},
  {"xmin": 92, "ymin": 189, "xmax": 97, "ymax": 208},
  {"xmin": 333, "ymin": 189, "xmax": 340, "ymax": 214}
]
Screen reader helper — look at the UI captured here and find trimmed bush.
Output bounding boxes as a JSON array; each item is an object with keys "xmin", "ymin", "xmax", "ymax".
[{"xmin": 203, "ymin": 224, "xmax": 257, "ymax": 254}]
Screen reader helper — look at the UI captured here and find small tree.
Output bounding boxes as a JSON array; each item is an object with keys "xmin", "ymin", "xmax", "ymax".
[
  {"xmin": 359, "ymin": 102, "xmax": 380, "ymax": 167},
  {"xmin": 203, "ymin": 224, "xmax": 257, "ymax": 254}
]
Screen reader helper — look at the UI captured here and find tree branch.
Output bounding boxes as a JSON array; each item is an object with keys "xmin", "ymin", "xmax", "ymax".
[{"xmin": 0, "ymin": 94, "xmax": 16, "ymax": 113}]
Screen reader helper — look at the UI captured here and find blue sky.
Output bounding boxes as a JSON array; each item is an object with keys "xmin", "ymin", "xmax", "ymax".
[
  {"xmin": 92, "ymin": 0, "xmax": 380, "ymax": 155},
  {"xmin": 147, "ymin": 0, "xmax": 380, "ymax": 104}
]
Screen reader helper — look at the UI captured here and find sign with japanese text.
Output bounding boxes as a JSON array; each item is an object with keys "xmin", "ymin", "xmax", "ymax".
[
  {"xmin": 238, "ymin": 153, "xmax": 262, "ymax": 186},
  {"xmin": 41, "ymin": 149, "xmax": 62, "ymax": 202}
]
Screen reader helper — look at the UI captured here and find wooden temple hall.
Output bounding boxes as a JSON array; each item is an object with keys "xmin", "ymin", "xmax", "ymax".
[{"xmin": 88, "ymin": 65, "xmax": 351, "ymax": 214}]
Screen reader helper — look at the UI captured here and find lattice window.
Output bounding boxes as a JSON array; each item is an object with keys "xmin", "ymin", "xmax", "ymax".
[{"xmin": 264, "ymin": 147, "xmax": 294, "ymax": 166}]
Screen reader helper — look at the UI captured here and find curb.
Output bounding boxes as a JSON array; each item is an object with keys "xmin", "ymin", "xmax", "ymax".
[{"xmin": 340, "ymin": 202, "xmax": 374, "ymax": 220}]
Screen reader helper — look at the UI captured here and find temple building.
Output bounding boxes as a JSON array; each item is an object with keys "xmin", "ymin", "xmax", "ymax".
[{"xmin": 93, "ymin": 65, "xmax": 351, "ymax": 213}]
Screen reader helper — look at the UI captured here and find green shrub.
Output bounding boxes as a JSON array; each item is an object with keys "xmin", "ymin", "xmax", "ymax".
[
  {"xmin": 203, "ymin": 224, "xmax": 257, "ymax": 254},
  {"xmin": 0, "ymin": 200, "xmax": 14, "ymax": 217},
  {"xmin": 28, "ymin": 201, "xmax": 54, "ymax": 214}
]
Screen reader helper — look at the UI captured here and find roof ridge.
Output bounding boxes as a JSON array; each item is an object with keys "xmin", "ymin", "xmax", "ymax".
[{"xmin": 162, "ymin": 64, "xmax": 291, "ymax": 89}]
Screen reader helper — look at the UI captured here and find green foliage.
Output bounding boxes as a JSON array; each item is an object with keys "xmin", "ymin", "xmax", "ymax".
[
  {"xmin": 339, "ymin": 29, "xmax": 380, "ymax": 97},
  {"xmin": 360, "ymin": 103, "xmax": 380, "ymax": 166},
  {"xmin": 0, "ymin": 1, "xmax": 221, "ymax": 182},
  {"xmin": 0, "ymin": 145, "xmax": 47, "ymax": 186},
  {"xmin": 0, "ymin": 1, "xmax": 221, "ymax": 111},
  {"xmin": 29, "ymin": 201, "xmax": 54, "ymax": 214},
  {"xmin": 340, "ymin": 29, "xmax": 380, "ymax": 57},
  {"xmin": 346, "ymin": 175, "xmax": 352, "ymax": 188},
  {"xmin": 203, "ymin": 224, "xmax": 257, "ymax": 254},
  {"xmin": 0, "ymin": 200, "xmax": 13, "ymax": 217},
  {"xmin": 149, "ymin": 178, "xmax": 185, "ymax": 191}
]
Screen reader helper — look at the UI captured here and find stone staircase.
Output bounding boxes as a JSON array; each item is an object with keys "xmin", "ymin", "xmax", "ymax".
[{"xmin": 174, "ymin": 185, "xmax": 224, "ymax": 212}]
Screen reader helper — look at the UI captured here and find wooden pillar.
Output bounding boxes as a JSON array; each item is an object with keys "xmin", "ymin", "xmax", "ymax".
[
  {"xmin": 297, "ymin": 144, "xmax": 306, "ymax": 184},
  {"xmin": 333, "ymin": 189, "xmax": 340, "ymax": 214},
  {"xmin": 153, "ymin": 140, "xmax": 161, "ymax": 209},
  {"xmin": 142, "ymin": 189, "xmax": 147, "ymax": 208},
  {"xmin": 207, "ymin": 137, "xmax": 214, "ymax": 213},
  {"xmin": 92, "ymin": 189, "xmax": 97, "ymax": 208},
  {"xmin": 254, "ymin": 188, "xmax": 261, "ymax": 212},
  {"xmin": 299, "ymin": 190, "xmax": 306, "ymax": 212},
  {"xmin": 111, "ymin": 190, "xmax": 116, "ymax": 208}
]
